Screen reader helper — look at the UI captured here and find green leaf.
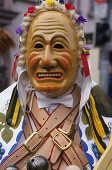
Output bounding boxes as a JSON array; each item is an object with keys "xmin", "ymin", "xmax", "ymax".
[
  {"xmin": 81, "ymin": 110, "xmax": 89, "ymax": 125},
  {"xmin": 0, "ymin": 113, "xmax": 6, "ymax": 123},
  {"xmin": 85, "ymin": 126, "xmax": 92, "ymax": 140},
  {"xmin": 0, "ymin": 125, "xmax": 5, "ymax": 131},
  {"xmin": 1, "ymin": 126, "xmax": 13, "ymax": 144}
]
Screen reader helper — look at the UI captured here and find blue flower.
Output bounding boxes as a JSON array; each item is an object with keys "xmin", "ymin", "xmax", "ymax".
[
  {"xmin": 75, "ymin": 15, "xmax": 87, "ymax": 24},
  {"xmin": 16, "ymin": 27, "xmax": 23, "ymax": 34}
]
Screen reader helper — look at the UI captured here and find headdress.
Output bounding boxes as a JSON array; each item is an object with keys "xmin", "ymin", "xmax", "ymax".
[{"xmin": 12, "ymin": 0, "xmax": 89, "ymax": 81}]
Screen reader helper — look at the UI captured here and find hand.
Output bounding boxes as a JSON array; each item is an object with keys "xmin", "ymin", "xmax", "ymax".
[{"xmin": 65, "ymin": 165, "xmax": 81, "ymax": 170}]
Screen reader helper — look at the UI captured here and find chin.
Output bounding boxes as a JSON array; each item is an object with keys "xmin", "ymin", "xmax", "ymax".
[{"xmin": 33, "ymin": 84, "xmax": 66, "ymax": 97}]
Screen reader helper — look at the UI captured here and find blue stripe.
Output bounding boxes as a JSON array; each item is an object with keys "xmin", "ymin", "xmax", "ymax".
[{"xmin": 78, "ymin": 126, "xmax": 94, "ymax": 168}]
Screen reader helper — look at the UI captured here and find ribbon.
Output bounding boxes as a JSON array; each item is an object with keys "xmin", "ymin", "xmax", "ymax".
[
  {"xmin": 12, "ymin": 54, "xmax": 19, "ymax": 82},
  {"xmin": 81, "ymin": 47, "xmax": 90, "ymax": 77}
]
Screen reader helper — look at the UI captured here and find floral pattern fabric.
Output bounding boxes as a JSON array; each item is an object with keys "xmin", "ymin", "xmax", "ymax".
[{"xmin": 0, "ymin": 83, "xmax": 24, "ymax": 165}]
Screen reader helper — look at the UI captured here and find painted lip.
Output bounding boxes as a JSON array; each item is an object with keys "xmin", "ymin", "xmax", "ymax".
[{"xmin": 36, "ymin": 72, "xmax": 63, "ymax": 80}]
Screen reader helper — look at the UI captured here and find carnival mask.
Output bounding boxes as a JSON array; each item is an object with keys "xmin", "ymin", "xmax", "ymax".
[{"xmin": 26, "ymin": 11, "xmax": 79, "ymax": 97}]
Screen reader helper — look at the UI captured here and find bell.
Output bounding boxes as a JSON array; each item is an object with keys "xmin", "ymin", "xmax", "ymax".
[
  {"xmin": 27, "ymin": 156, "xmax": 49, "ymax": 170},
  {"xmin": 4, "ymin": 165, "xmax": 19, "ymax": 170}
]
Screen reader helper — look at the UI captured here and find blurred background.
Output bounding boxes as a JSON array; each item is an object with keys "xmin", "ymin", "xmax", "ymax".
[{"xmin": 0, "ymin": 0, "xmax": 112, "ymax": 98}]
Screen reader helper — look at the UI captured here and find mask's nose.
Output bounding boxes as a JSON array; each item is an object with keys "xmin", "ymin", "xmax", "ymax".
[{"xmin": 39, "ymin": 45, "xmax": 57, "ymax": 70}]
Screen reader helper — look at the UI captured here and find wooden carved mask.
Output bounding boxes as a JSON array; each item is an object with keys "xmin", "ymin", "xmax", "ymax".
[{"xmin": 26, "ymin": 11, "xmax": 79, "ymax": 97}]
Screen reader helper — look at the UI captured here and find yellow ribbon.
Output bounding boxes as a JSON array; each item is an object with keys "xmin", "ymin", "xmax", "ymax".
[{"xmin": 46, "ymin": 0, "xmax": 55, "ymax": 7}]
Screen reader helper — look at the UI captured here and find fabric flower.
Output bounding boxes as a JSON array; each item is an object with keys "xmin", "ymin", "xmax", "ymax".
[
  {"xmin": 24, "ymin": 11, "xmax": 28, "ymax": 17},
  {"xmin": 75, "ymin": 15, "xmax": 87, "ymax": 24},
  {"xmin": 84, "ymin": 46, "xmax": 90, "ymax": 50},
  {"xmin": 16, "ymin": 27, "xmax": 23, "ymax": 35},
  {"xmin": 83, "ymin": 47, "xmax": 90, "ymax": 54},
  {"xmin": 13, "ymin": 53, "xmax": 20, "ymax": 58},
  {"xmin": 28, "ymin": 6, "xmax": 36, "ymax": 13},
  {"xmin": 46, "ymin": 0, "xmax": 55, "ymax": 7},
  {"xmin": 65, "ymin": 3, "xmax": 75, "ymax": 10},
  {"xmin": 24, "ymin": 6, "xmax": 36, "ymax": 17}
]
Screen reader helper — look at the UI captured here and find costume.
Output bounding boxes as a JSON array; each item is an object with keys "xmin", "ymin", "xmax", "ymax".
[
  {"xmin": 0, "ymin": 1, "xmax": 112, "ymax": 169},
  {"xmin": 0, "ymin": 74, "xmax": 112, "ymax": 169}
]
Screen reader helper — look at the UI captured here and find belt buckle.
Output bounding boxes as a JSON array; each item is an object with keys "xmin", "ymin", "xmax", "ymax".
[
  {"xmin": 52, "ymin": 128, "xmax": 72, "ymax": 151},
  {"xmin": 24, "ymin": 132, "xmax": 44, "ymax": 153}
]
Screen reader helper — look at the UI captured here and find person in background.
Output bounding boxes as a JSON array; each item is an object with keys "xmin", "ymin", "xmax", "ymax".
[
  {"xmin": 0, "ymin": 65, "xmax": 8, "ymax": 92},
  {"xmin": 108, "ymin": 52, "xmax": 112, "ymax": 99}
]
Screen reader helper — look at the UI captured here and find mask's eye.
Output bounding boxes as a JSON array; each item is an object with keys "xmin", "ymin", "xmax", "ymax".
[
  {"xmin": 34, "ymin": 43, "xmax": 44, "ymax": 49},
  {"xmin": 53, "ymin": 43, "xmax": 64, "ymax": 49}
]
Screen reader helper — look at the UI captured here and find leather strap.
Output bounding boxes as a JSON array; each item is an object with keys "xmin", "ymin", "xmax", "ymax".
[
  {"xmin": 51, "ymin": 157, "xmax": 62, "ymax": 170},
  {"xmin": 58, "ymin": 160, "xmax": 68, "ymax": 170},
  {"xmin": 20, "ymin": 101, "xmax": 80, "ymax": 168},
  {"xmin": 72, "ymin": 145, "xmax": 88, "ymax": 166},
  {"xmin": 34, "ymin": 137, "xmax": 54, "ymax": 160},
  {"xmin": 50, "ymin": 102, "xmax": 79, "ymax": 164},
  {"xmin": 49, "ymin": 100, "xmax": 88, "ymax": 169},
  {"xmin": 29, "ymin": 111, "xmax": 41, "ymax": 131},
  {"xmin": 28, "ymin": 95, "xmax": 49, "ymax": 126},
  {"xmin": 73, "ymin": 128, "xmax": 81, "ymax": 146},
  {"xmin": 1, "ymin": 86, "xmax": 80, "ymax": 170},
  {"xmin": 20, "ymin": 137, "xmax": 54, "ymax": 170},
  {"xmin": 63, "ymin": 146, "xmax": 83, "ymax": 169},
  {"xmin": 50, "ymin": 128, "xmax": 83, "ymax": 169},
  {"xmin": 23, "ymin": 112, "xmax": 33, "ymax": 139}
]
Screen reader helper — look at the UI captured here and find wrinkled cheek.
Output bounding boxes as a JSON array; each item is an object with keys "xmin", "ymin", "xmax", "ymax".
[
  {"xmin": 27, "ymin": 52, "xmax": 40, "ymax": 69},
  {"xmin": 59, "ymin": 56, "xmax": 72, "ymax": 73},
  {"xmin": 28, "ymin": 57, "xmax": 39, "ymax": 74}
]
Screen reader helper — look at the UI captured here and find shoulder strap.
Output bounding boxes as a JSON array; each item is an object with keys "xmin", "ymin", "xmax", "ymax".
[{"xmin": 1, "ymin": 86, "xmax": 80, "ymax": 170}]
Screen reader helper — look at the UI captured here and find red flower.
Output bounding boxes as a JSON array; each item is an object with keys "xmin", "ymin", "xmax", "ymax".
[
  {"xmin": 24, "ymin": 6, "xmax": 36, "ymax": 17},
  {"xmin": 28, "ymin": 6, "xmax": 36, "ymax": 13},
  {"xmin": 70, "ymin": 6, "xmax": 75, "ymax": 10},
  {"xmin": 24, "ymin": 11, "xmax": 28, "ymax": 17},
  {"xmin": 65, "ymin": 3, "xmax": 75, "ymax": 10}
]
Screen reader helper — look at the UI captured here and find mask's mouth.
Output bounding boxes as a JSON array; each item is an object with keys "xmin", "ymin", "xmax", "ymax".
[{"xmin": 36, "ymin": 72, "xmax": 63, "ymax": 80}]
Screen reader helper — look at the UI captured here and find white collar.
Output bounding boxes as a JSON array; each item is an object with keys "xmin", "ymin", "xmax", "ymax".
[{"xmin": 35, "ymin": 87, "xmax": 74, "ymax": 109}]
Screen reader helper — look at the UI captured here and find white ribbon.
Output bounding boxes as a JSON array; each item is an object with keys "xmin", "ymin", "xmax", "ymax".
[{"xmin": 35, "ymin": 91, "xmax": 73, "ymax": 109}]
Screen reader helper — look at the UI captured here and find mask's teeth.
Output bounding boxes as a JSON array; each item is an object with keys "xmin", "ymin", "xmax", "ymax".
[{"xmin": 37, "ymin": 73, "xmax": 61, "ymax": 78}]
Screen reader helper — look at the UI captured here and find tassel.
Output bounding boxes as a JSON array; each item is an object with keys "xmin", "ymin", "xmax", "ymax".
[{"xmin": 81, "ymin": 47, "xmax": 90, "ymax": 77}]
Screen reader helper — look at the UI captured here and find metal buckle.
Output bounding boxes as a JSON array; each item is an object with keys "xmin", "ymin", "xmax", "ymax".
[
  {"xmin": 24, "ymin": 132, "xmax": 44, "ymax": 153},
  {"xmin": 52, "ymin": 129, "xmax": 72, "ymax": 151}
]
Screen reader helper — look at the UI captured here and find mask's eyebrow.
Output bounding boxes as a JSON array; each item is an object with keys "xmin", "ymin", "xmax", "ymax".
[
  {"xmin": 32, "ymin": 34, "xmax": 45, "ymax": 41},
  {"xmin": 32, "ymin": 33, "xmax": 69, "ymax": 44},
  {"xmin": 51, "ymin": 34, "xmax": 69, "ymax": 43}
]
